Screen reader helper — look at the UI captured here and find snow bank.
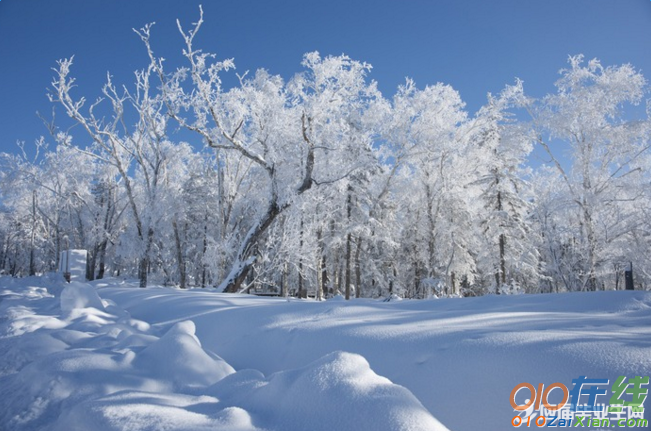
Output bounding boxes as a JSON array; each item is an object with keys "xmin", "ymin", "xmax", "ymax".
[
  {"xmin": 0, "ymin": 276, "xmax": 451, "ymax": 431},
  {"xmin": 60, "ymin": 281, "xmax": 105, "ymax": 312},
  {"xmin": 7, "ymin": 275, "xmax": 649, "ymax": 431},
  {"xmin": 135, "ymin": 320, "xmax": 235, "ymax": 390},
  {"xmin": 210, "ymin": 351, "xmax": 448, "ymax": 431},
  {"xmin": 0, "ymin": 278, "xmax": 242, "ymax": 431},
  {"xmin": 100, "ymin": 286, "xmax": 651, "ymax": 431}
]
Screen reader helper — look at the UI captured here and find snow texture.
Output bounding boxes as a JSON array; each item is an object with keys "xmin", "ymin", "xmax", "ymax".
[
  {"xmin": 60, "ymin": 281, "xmax": 105, "ymax": 313},
  {"xmin": 1, "ymin": 275, "xmax": 650, "ymax": 430},
  {"xmin": 0, "ymin": 276, "xmax": 451, "ymax": 431}
]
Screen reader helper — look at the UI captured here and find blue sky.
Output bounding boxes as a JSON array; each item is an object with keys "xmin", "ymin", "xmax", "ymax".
[{"xmin": 0, "ymin": 0, "xmax": 650, "ymax": 157}]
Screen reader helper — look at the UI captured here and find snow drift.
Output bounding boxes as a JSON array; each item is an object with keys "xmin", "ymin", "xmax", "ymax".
[{"xmin": 0, "ymin": 276, "xmax": 450, "ymax": 431}]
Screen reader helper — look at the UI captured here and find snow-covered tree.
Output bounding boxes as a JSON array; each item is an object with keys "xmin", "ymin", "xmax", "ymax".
[
  {"xmin": 524, "ymin": 55, "xmax": 650, "ymax": 291},
  {"xmin": 470, "ymin": 82, "xmax": 540, "ymax": 293},
  {"xmin": 138, "ymin": 10, "xmax": 385, "ymax": 292},
  {"xmin": 3, "ymin": 12, "xmax": 650, "ymax": 296}
]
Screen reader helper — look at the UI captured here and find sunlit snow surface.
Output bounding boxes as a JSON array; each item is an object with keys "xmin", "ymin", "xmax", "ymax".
[{"xmin": 1, "ymin": 275, "xmax": 650, "ymax": 431}]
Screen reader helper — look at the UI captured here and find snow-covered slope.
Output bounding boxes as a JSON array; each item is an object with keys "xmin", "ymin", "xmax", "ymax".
[
  {"xmin": 0, "ymin": 276, "xmax": 448, "ymax": 431},
  {"xmin": 1, "ymin": 275, "xmax": 650, "ymax": 430}
]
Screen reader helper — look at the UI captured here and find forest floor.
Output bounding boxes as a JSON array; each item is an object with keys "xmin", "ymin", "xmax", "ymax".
[{"xmin": 1, "ymin": 275, "xmax": 650, "ymax": 431}]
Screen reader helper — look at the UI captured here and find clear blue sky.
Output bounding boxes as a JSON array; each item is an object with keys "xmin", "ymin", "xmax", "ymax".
[{"xmin": 1, "ymin": 0, "xmax": 650, "ymax": 156}]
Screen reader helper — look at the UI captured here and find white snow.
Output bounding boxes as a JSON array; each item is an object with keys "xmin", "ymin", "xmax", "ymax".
[
  {"xmin": 1, "ymin": 275, "xmax": 650, "ymax": 430},
  {"xmin": 60, "ymin": 281, "xmax": 106, "ymax": 313},
  {"xmin": 134, "ymin": 320, "xmax": 235, "ymax": 390}
]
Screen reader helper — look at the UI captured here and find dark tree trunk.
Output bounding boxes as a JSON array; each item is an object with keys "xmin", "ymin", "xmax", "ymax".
[
  {"xmin": 298, "ymin": 217, "xmax": 305, "ymax": 298},
  {"xmin": 138, "ymin": 257, "xmax": 148, "ymax": 288},
  {"xmin": 321, "ymin": 254, "xmax": 328, "ymax": 298},
  {"xmin": 316, "ymin": 228, "xmax": 325, "ymax": 300},
  {"xmin": 201, "ymin": 214, "xmax": 208, "ymax": 288},
  {"xmin": 96, "ymin": 184, "xmax": 113, "ymax": 281},
  {"xmin": 337, "ymin": 259, "xmax": 344, "ymax": 295},
  {"xmin": 29, "ymin": 191, "xmax": 37, "ymax": 276},
  {"xmin": 10, "ymin": 244, "xmax": 18, "ymax": 277},
  {"xmin": 388, "ymin": 265, "xmax": 397, "ymax": 296},
  {"xmin": 139, "ymin": 227, "xmax": 154, "ymax": 288},
  {"xmin": 221, "ymin": 200, "xmax": 284, "ymax": 293},
  {"xmin": 495, "ymin": 188, "xmax": 506, "ymax": 293},
  {"xmin": 345, "ymin": 186, "xmax": 352, "ymax": 300},
  {"xmin": 173, "ymin": 219, "xmax": 186, "ymax": 289},
  {"xmin": 345, "ymin": 232, "xmax": 352, "ymax": 300},
  {"xmin": 219, "ymin": 114, "xmax": 318, "ymax": 293},
  {"xmin": 0, "ymin": 236, "xmax": 7, "ymax": 272},
  {"xmin": 97, "ymin": 240, "xmax": 108, "ymax": 280},
  {"xmin": 355, "ymin": 237, "xmax": 362, "ymax": 298},
  {"xmin": 499, "ymin": 233, "xmax": 506, "ymax": 285},
  {"xmin": 281, "ymin": 261, "xmax": 289, "ymax": 298},
  {"xmin": 86, "ymin": 249, "xmax": 95, "ymax": 281}
]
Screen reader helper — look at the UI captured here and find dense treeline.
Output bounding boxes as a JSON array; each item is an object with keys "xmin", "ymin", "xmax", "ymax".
[{"xmin": 1, "ymin": 15, "xmax": 650, "ymax": 296}]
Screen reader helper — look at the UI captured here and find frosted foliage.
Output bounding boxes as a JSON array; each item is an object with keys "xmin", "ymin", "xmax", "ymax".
[{"xmin": 0, "ymin": 11, "xmax": 649, "ymax": 294}]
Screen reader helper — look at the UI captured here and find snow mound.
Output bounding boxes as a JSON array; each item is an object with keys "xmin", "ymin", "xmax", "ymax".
[
  {"xmin": 0, "ymin": 277, "xmax": 241, "ymax": 431},
  {"xmin": 23, "ymin": 276, "xmax": 651, "ymax": 430},
  {"xmin": 211, "ymin": 351, "xmax": 449, "ymax": 431},
  {"xmin": 135, "ymin": 320, "xmax": 235, "ymax": 390},
  {"xmin": 60, "ymin": 282, "xmax": 105, "ymax": 312},
  {"xmin": 3, "ymin": 277, "xmax": 446, "ymax": 431},
  {"xmin": 53, "ymin": 392, "xmax": 262, "ymax": 431}
]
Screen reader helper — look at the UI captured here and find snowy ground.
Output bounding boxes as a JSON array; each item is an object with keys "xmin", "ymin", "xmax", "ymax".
[{"xmin": 1, "ymin": 275, "xmax": 650, "ymax": 431}]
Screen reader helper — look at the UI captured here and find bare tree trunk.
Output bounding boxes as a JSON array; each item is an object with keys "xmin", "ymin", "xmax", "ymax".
[
  {"xmin": 345, "ymin": 233, "xmax": 352, "ymax": 300},
  {"xmin": 214, "ymin": 114, "xmax": 318, "ymax": 293},
  {"xmin": 298, "ymin": 263, "xmax": 304, "ymax": 297},
  {"xmin": 388, "ymin": 264, "xmax": 397, "ymax": 296},
  {"xmin": 281, "ymin": 261, "xmax": 289, "ymax": 297},
  {"xmin": 412, "ymin": 242, "xmax": 421, "ymax": 298},
  {"xmin": 298, "ymin": 217, "xmax": 305, "ymax": 298},
  {"xmin": 495, "ymin": 188, "xmax": 506, "ymax": 292},
  {"xmin": 54, "ymin": 223, "xmax": 61, "ymax": 273},
  {"xmin": 173, "ymin": 219, "xmax": 186, "ymax": 289},
  {"xmin": 355, "ymin": 236, "xmax": 362, "ymax": 298},
  {"xmin": 424, "ymin": 177, "xmax": 441, "ymax": 279},
  {"xmin": 138, "ymin": 257, "xmax": 148, "ymax": 288},
  {"xmin": 97, "ymin": 185, "xmax": 114, "ymax": 280},
  {"xmin": 0, "ymin": 235, "xmax": 7, "ymax": 272},
  {"xmin": 321, "ymin": 254, "xmax": 328, "ymax": 297},
  {"xmin": 499, "ymin": 233, "xmax": 506, "ymax": 285},
  {"xmin": 29, "ymin": 191, "xmax": 37, "ymax": 276},
  {"xmin": 97, "ymin": 239, "xmax": 107, "ymax": 279},
  {"xmin": 139, "ymin": 227, "xmax": 154, "ymax": 288},
  {"xmin": 86, "ymin": 249, "xmax": 95, "ymax": 281},
  {"xmin": 316, "ymin": 256, "xmax": 323, "ymax": 301},
  {"xmin": 220, "ymin": 200, "xmax": 284, "ymax": 292},
  {"xmin": 10, "ymin": 244, "xmax": 18, "ymax": 277},
  {"xmin": 337, "ymin": 258, "xmax": 344, "ymax": 296},
  {"xmin": 316, "ymin": 229, "xmax": 325, "ymax": 301},
  {"xmin": 345, "ymin": 187, "xmax": 352, "ymax": 300},
  {"xmin": 201, "ymin": 214, "xmax": 208, "ymax": 287},
  {"xmin": 583, "ymin": 203, "xmax": 598, "ymax": 291}
]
